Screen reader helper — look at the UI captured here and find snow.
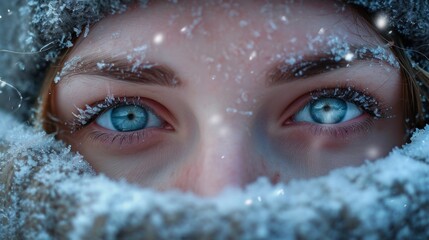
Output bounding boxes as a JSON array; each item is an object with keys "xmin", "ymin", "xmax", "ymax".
[
  {"xmin": 226, "ymin": 107, "xmax": 253, "ymax": 116},
  {"xmin": 275, "ymin": 34, "xmax": 400, "ymax": 74},
  {"xmin": 54, "ymin": 56, "xmax": 83, "ymax": 84},
  {"xmin": 128, "ymin": 44, "xmax": 148, "ymax": 72},
  {"xmin": 1, "ymin": 0, "xmax": 429, "ymax": 238},
  {"xmin": 71, "ymin": 95, "xmax": 115, "ymax": 129},
  {"xmin": 1, "ymin": 109, "xmax": 429, "ymax": 239}
]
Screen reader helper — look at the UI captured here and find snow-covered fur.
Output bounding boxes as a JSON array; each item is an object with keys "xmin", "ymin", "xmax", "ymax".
[
  {"xmin": 1, "ymin": 109, "xmax": 429, "ymax": 239},
  {"xmin": 1, "ymin": 1, "xmax": 429, "ymax": 238},
  {"xmin": 1, "ymin": 0, "xmax": 429, "ymax": 119}
]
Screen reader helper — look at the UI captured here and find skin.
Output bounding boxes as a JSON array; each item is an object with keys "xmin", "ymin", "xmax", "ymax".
[{"xmin": 54, "ymin": 0, "xmax": 404, "ymax": 196}]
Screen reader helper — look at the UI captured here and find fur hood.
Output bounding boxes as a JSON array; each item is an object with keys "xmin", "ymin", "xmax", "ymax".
[{"xmin": 1, "ymin": 109, "xmax": 429, "ymax": 239}]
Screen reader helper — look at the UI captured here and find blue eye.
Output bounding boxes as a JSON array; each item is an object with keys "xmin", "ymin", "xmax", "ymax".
[
  {"xmin": 294, "ymin": 98, "xmax": 363, "ymax": 124},
  {"xmin": 96, "ymin": 104, "xmax": 162, "ymax": 132}
]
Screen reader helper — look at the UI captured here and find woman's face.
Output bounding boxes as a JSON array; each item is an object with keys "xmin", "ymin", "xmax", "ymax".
[{"xmin": 54, "ymin": 0, "xmax": 404, "ymax": 196}]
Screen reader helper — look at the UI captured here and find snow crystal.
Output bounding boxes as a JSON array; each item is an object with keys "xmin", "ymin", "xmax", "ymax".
[
  {"xmin": 83, "ymin": 23, "xmax": 90, "ymax": 38},
  {"xmin": 2, "ymin": 108, "xmax": 429, "ymax": 239},
  {"xmin": 239, "ymin": 20, "xmax": 249, "ymax": 27},
  {"xmin": 226, "ymin": 107, "xmax": 253, "ymax": 116},
  {"xmin": 127, "ymin": 44, "xmax": 148, "ymax": 72},
  {"xmin": 96, "ymin": 62, "xmax": 107, "ymax": 70},
  {"xmin": 54, "ymin": 56, "xmax": 83, "ymax": 84},
  {"xmin": 111, "ymin": 32, "xmax": 120, "ymax": 39},
  {"xmin": 280, "ymin": 34, "xmax": 400, "ymax": 69},
  {"xmin": 73, "ymin": 27, "xmax": 81, "ymax": 36},
  {"xmin": 179, "ymin": 6, "xmax": 203, "ymax": 39},
  {"xmin": 252, "ymin": 30, "xmax": 261, "ymax": 38},
  {"xmin": 96, "ymin": 61, "xmax": 114, "ymax": 71},
  {"xmin": 71, "ymin": 95, "xmax": 115, "ymax": 129},
  {"xmin": 359, "ymin": 45, "xmax": 400, "ymax": 68}
]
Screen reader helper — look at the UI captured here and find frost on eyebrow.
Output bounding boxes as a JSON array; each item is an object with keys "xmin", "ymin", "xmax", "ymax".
[
  {"xmin": 54, "ymin": 56, "xmax": 83, "ymax": 84},
  {"xmin": 324, "ymin": 35, "xmax": 399, "ymax": 68},
  {"xmin": 271, "ymin": 33, "xmax": 400, "ymax": 76},
  {"xmin": 127, "ymin": 44, "xmax": 149, "ymax": 72},
  {"xmin": 53, "ymin": 43, "xmax": 153, "ymax": 84}
]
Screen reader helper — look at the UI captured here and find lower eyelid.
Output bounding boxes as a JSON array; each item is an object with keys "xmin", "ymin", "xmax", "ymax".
[
  {"xmin": 285, "ymin": 114, "xmax": 374, "ymax": 138},
  {"xmin": 81, "ymin": 126, "xmax": 173, "ymax": 151}
]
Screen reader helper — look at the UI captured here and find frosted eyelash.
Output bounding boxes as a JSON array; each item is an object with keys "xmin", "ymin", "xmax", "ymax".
[
  {"xmin": 70, "ymin": 95, "xmax": 141, "ymax": 132},
  {"xmin": 309, "ymin": 87, "xmax": 391, "ymax": 119}
]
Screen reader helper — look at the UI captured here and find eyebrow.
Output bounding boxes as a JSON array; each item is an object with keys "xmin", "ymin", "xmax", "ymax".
[
  {"xmin": 61, "ymin": 45, "xmax": 391, "ymax": 88},
  {"xmin": 267, "ymin": 45, "xmax": 391, "ymax": 86},
  {"xmin": 60, "ymin": 56, "xmax": 181, "ymax": 87}
]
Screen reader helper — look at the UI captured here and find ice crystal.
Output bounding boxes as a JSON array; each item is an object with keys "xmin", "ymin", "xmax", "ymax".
[
  {"xmin": 277, "ymin": 34, "xmax": 400, "ymax": 71},
  {"xmin": 54, "ymin": 56, "xmax": 83, "ymax": 84},
  {"xmin": 127, "ymin": 44, "xmax": 148, "ymax": 72},
  {"xmin": 2, "ymin": 109, "xmax": 429, "ymax": 239},
  {"xmin": 71, "ymin": 95, "xmax": 115, "ymax": 129},
  {"xmin": 226, "ymin": 107, "xmax": 253, "ymax": 116}
]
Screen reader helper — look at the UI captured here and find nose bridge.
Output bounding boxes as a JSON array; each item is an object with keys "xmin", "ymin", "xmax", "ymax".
[
  {"xmin": 195, "ymin": 125, "xmax": 249, "ymax": 196},
  {"xmin": 190, "ymin": 112, "xmax": 258, "ymax": 196}
]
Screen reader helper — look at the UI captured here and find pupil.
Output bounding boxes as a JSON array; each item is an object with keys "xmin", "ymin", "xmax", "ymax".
[
  {"xmin": 309, "ymin": 98, "xmax": 347, "ymax": 124},
  {"xmin": 323, "ymin": 105, "xmax": 331, "ymax": 112},
  {"xmin": 127, "ymin": 113, "xmax": 135, "ymax": 120},
  {"xmin": 110, "ymin": 105, "xmax": 148, "ymax": 132}
]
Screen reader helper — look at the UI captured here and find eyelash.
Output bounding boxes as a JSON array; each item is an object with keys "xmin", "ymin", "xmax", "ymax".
[
  {"xmin": 69, "ymin": 86, "xmax": 389, "ymax": 144},
  {"xmin": 286, "ymin": 86, "xmax": 391, "ymax": 137},
  {"xmin": 309, "ymin": 86, "xmax": 387, "ymax": 119},
  {"xmin": 69, "ymin": 95, "xmax": 167, "ymax": 132},
  {"xmin": 68, "ymin": 96, "xmax": 172, "ymax": 146}
]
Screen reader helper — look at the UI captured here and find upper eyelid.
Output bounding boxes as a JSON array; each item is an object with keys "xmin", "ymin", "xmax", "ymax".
[
  {"xmin": 69, "ymin": 96, "xmax": 155, "ymax": 132},
  {"xmin": 309, "ymin": 88, "xmax": 385, "ymax": 118},
  {"xmin": 279, "ymin": 86, "xmax": 388, "ymax": 126}
]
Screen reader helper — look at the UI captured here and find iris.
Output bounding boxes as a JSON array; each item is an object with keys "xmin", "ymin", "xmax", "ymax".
[
  {"xmin": 310, "ymin": 98, "xmax": 347, "ymax": 124},
  {"xmin": 294, "ymin": 97, "xmax": 363, "ymax": 124},
  {"xmin": 111, "ymin": 105, "xmax": 148, "ymax": 131}
]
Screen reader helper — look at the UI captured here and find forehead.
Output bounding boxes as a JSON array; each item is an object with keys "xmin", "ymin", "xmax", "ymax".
[
  {"xmin": 69, "ymin": 0, "xmax": 379, "ymax": 86},
  {"xmin": 75, "ymin": 1, "xmax": 374, "ymax": 50}
]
